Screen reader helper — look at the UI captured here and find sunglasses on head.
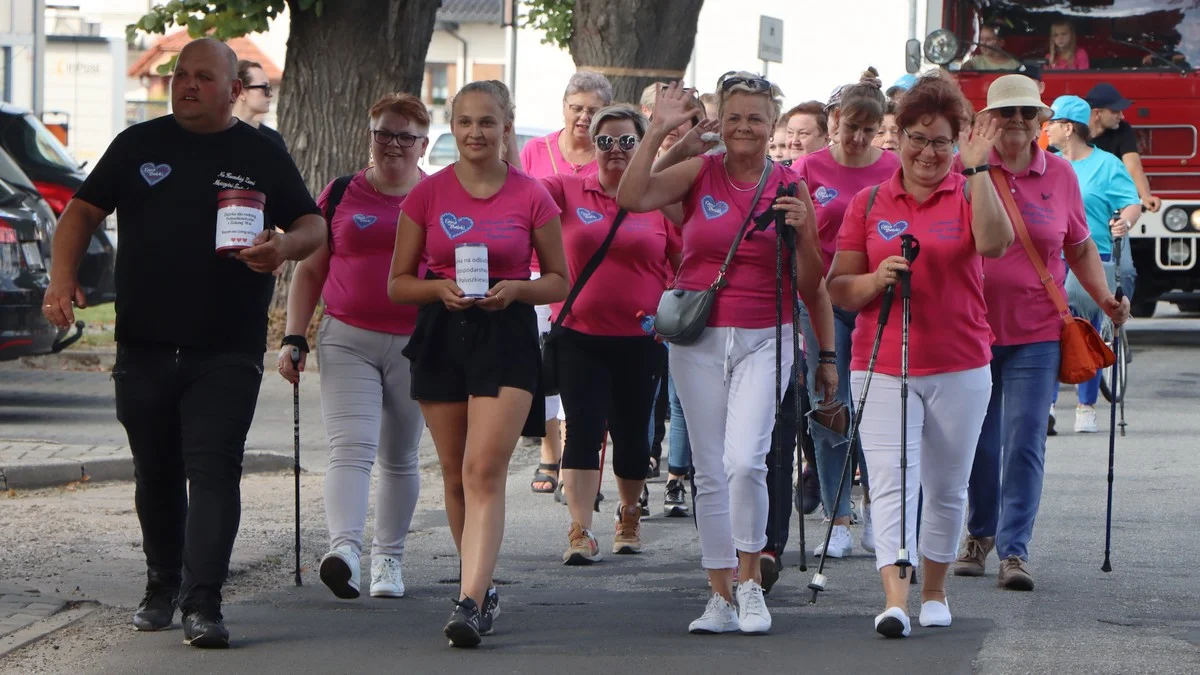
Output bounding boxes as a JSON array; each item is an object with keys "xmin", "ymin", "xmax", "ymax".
[
  {"xmin": 595, "ymin": 134, "xmax": 638, "ymax": 152},
  {"xmin": 996, "ymin": 106, "xmax": 1040, "ymax": 120},
  {"xmin": 720, "ymin": 76, "xmax": 772, "ymax": 93}
]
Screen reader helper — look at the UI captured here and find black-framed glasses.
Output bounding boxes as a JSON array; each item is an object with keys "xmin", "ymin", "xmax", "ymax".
[
  {"xmin": 996, "ymin": 106, "xmax": 1040, "ymax": 120},
  {"xmin": 371, "ymin": 130, "xmax": 425, "ymax": 147},
  {"xmin": 595, "ymin": 134, "xmax": 639, "ymax": 152},
  {"xmin": 903, "ymin": 129, "xmax": 954, "ymax": 153},
  {"xmin": 245, "ymin": 83, "xmax": 272, "ymax": 97}
]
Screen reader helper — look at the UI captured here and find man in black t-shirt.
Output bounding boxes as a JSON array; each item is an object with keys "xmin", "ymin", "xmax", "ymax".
[
  {"xmin": 42, "ymin": 38, "xmax": 324, "ymax": 649},
  {"xmin": 1085, "ymin": 83, "xmax": 1161, "ymax": 213}
]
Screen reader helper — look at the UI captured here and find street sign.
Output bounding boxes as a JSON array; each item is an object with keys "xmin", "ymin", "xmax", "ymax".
[{"xmin": 758, "ymin": 15, "xmax": 783, "ymax": 64}]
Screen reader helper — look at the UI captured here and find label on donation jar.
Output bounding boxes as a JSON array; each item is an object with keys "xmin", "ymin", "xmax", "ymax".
[
  {"xmin": 215, "ymin": 189, "xmax": 266, "ymax": 256},
  {"xmin": 455, "ymin": 243, "xmax": 489, "ymax": 299}
]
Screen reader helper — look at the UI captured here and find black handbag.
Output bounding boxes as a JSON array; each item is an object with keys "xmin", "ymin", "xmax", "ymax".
[{"xmin": 541, "ymin": 209, "xmax": 628, "ymax": 395}]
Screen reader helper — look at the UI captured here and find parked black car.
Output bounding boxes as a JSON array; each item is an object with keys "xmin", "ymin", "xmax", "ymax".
[{"xmin": 0, "ymin": 102, "xmax": 116, "ymax": 306}]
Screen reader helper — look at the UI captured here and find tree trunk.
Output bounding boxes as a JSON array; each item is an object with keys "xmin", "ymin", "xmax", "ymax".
[
  {"xmin": 569, "ymin": 0, "xmax": 705, "ymax": 105},
  {"xmin": 266, "ymin": 0, "xmax": 441, "ymax": 347}
]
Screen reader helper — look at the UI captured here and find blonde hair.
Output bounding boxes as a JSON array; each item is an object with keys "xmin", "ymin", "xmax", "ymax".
[
  {"xmin": 1049, "ymin": 21, "xmax": 1079, "ymax": 64},
  {"xmin": 451, "ymin": 80, "xmax": 515, "ymax": 124},
  {"xmin": 717, "ymin": 71, "xmax": 784, "ymax": 126},
  {"xmin": 589, "ymin": 104, "xmax": 649, "ymax": 138}
]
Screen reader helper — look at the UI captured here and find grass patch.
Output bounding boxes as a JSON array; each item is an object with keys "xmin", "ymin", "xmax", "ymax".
[
  {"xmin": 74, "ymin": 304, "xmax": 116, "ymax": 327},
  {"xmin": 69, "ymin": 303, "xmax": 116, "ymax": 350}
]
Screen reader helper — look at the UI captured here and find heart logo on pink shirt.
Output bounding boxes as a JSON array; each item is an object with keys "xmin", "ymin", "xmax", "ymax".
[
  {"xmin": 814, "ymin": 186, "xmax": 839, "ymax": 206},
  {"xmin": 140, "ymin": 163, "xmax": 171, "ymax": 186},
  {"xmin": 576, "ymin": 208, "xmax": 604, "ymax": 225},
  {"xmin": 352, "ymin": 214, "xmax": 377, "ymax": 229},
  {"xmin": 877, "ymin": 219, "xmax": 909, "ymax": 241},
  {"xmin": 701, "ymin": 195, "xmax": 729, "ymax": 220},
  {"xmin": 440, "ymin": 212, "xmax": 474, "ymax": 239}
]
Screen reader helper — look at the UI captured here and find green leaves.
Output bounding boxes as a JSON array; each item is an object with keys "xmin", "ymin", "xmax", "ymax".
[
  {"xmin": 126, "ymin": 0, "xmax": 322, "ymax": 43},
  {"xmin": 523, "ymin": 0, "xmax": 575, "ymax": 49}
]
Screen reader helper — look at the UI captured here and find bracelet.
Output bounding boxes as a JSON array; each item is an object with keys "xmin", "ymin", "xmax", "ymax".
[
  {"xmin": 818, "ymin": 358, "xmax": 837, "ymax": 365},
  {"xmin": 281, "ymin": 334, "xmax": 310, "ymax": 353},
  {"xmin": 962, "ymin": 164, "xmax": 991, "ymax": 176},
  {"xmin": 818, "ymin": 350, "xmax": 837, "ymax": 358}
]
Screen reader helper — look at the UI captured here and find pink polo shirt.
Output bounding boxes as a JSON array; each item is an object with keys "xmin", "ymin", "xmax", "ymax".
[
  {"xmin": 794, "ymin": 147, "xmax": 900, "ymax": 275},
  {"xmin": 521, "ymin": 130, "xmax": 598, "ymax": 274},
  {"xmin": 676, "ymin": 154, "xmax": 799, "ymax": 329},
  {"xmin": 965, "ymin": 145, "xmax": 1091, "ymax": 346},
  {"xmin": 402, "ymin": 163, "xmax": 561, "ymax": 281},
  {"xmin": 838, "ymin": 169, "xmax": 991, "ymax": 377},
  {"xmin": 542, "ymin": 174, "xmax": 680, "ymax": 336},
  {"xmin": 318, "ymin": 169, "xmax": 423, "ymax": 335}
]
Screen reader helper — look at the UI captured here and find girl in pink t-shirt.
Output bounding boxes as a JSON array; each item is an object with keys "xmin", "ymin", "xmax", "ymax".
[
  {"xmin": 1047, "ymin": 21, "xmax": 1090, "ymax": 70},
  {"xmin": 388, "ymin": 80, "xmax": 568, "ymax": 648},
  {"xmin": 540, "ymin": 105, "xmax": 681, "ymax": 566},
  {"xmin": 617, "ymin": 77, "xmax": 837, "ymax": 635},
  {"xmin": 276, "ymin": 93, "xmax": 431, "ymax": 602},
  {"xmin": 828, "ymin": 75, "xmax": 1013, "ymax": 638}
]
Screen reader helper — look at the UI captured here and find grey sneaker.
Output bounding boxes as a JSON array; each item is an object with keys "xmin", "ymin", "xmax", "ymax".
[
  {"xmin": 998, "ymin": 556, "xmax": 1035, "ymax": 591},
  {"xmin": 953, "ymin": 535, "xmax": 995, "ymax": 577},
  {"xmin": 479, "ymin": 587, "xmax": 500, "ymax": 636}
]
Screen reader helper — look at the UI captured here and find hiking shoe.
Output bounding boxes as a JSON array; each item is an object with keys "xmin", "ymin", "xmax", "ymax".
[
  {"xmin": 133, "ymin": 586, "xmax": 177, "ymax": 631},
  {"xmin": 953, "ymin": 535, "xmax": 995, "ymax": 577},
  {"xmin": 182, "ymin": 611, "xmax": 229, "ymax": 649},
  {"xmin": 444, "ymin": 598, "xmax": 482, "ymax": 648},
  {"xmin": 759, "ymin": 552, "xmax": 780, "ymax": 595},
  {"xmin": 919, "ymin": 599, "xmax": 952, "ymax": 627},
  {"xmin": 688, "ymin": 593, "xmax": 739, "ymax": 634},
  {"xmin": 479, "ymin": 587, "xmax": 500, "ymax": 636},
  {"xmin": 1047, "ymin": 404, "xmax": 1057, "ymax": 436},
  {"xmin": 736, "ymin": 580, "xmax": 771, "ymax": 634},
  {"xmin": 874, "ymin": 607, "xmax": 911, "ymax": 638},
  {"xmin": 998, "ymin": 556, "xmax": 1035, "ymax": 591},
  {"xmin": 563, "ymin": 522, "xmax": 602, "ymax": 565},
  {"xmin": 319, "ymin": 545, "xmax": 361, "ymax": 599},
  {"xmin": 370, "ymin": 554, "xmax": 404, "ymax": 598},
  {"xmin": 1075, "ymin": 405, "xmax": 1099, "ymax": 433},
  {"xmin": 861, "ymin": 504, "xmax": 876, "ymax": 553},
  {"xmin": 798, "ymin": 469, "xmax": 821, "ymax": 515},
  {"xmin": 637, "ymin": 484, "xmax": 650, "ymax": 517},
  {"xmin": 813, "ymin": 524, "xmax": 853, "ymax": 558},
  {"xmin": 664, "ymin": 479, "xmax": 690, "ymax": 517},
  {"xmin": 613, "ymin": 504, "xmax": 643, "ymax": 554}
]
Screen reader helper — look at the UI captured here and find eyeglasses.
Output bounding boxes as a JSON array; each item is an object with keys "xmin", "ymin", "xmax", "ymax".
[
  {"xmin": 996, "ymin": 106, "xmax": 1040, "ymax": 120},
  {"xmin": 244, "ymin": 83, "xmax": 272, "ymax": 97},
  {"xmin": 903, "ymin": 129, "xmax": 954, "ymax": 153},
  {"xmin": 595, "ymin": 134, "xmax": 639, "ymax": 152},
  {"xmin": 719, "ymin": 75, "xmax": 772, "ymax": 93},
  {"xmin": 371, "ymin": 130, "xmax": 425, "ymax": 147}
]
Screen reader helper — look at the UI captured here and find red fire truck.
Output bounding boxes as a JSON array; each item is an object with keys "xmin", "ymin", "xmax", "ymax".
[{"xmin": 914, "ymin": 0, "xmax": 1200, "ymax": 317}]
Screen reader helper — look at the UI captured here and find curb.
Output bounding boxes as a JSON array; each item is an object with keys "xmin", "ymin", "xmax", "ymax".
[
  {"xmin": 20, "ymin": 350, "xmax": 117, "ymax": 371},
  {"xmin": 0, "ymin": 601, "xmax": 100, "ymax": 659},
  {"xmin": 0, "ymin": 450, "xmax": 297, "ymax": 491}
]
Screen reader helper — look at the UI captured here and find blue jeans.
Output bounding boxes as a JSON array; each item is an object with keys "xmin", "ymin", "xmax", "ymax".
[
  {"xmin": 966, "ymin": 341, "xmax": 1060, "ymax": 560},
  {"xmin": 799, "ymin": 303, "xmax": 864, "ymax": 520},
  {"xmin": 665, "ymin": 365, "xmax": 692, "ymax": 476}
]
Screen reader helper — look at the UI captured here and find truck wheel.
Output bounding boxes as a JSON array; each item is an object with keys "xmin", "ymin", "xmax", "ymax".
[{"xmin": 1131, "ymin": 298, "xmax": 1157, "ymax": 318}]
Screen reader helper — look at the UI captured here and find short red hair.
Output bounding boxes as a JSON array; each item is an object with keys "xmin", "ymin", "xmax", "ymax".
[
  {"xmin": 895, "ymin": 74, "xmax": 970, "ymax": 139},
  {"xmin": 368, "ymin": 92, "xmax": 431, "ymax": 128}
]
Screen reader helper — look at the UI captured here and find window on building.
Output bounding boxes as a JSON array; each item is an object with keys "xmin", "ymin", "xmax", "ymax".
[{"xmin": 425, "ymin": 63, "xmax": 455, "ymax": 105}]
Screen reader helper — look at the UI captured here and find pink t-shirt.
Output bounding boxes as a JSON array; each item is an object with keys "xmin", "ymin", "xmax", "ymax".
[
  {"xmin": 1047, "ymin": 48, "xmax": 1089, "ymax": 70},
  {"xmin": 521, "ymin": 130, "xmax": 598, "ymax": 274},
  {"xmin": 838, "ymin": 169, "xmax": 991, "ymax": 377},
  {"xmin": 542, "ymin": 174, "xmax": 681, "ymax": 336},
  {"xmin": 676, "ymin": 154, "xmax": 799, "ymax": 329},
  {"xmin": 318, "ymin": 170, "xmax": 423, "ymax": 335},
  {"xmin": 794, "ymin": 147, "xmax": 901, "ymax": 275},
  {"xmin": 402, "ymin": 163, "xmax": 561, "ymax": 281},
  {"xmin": 968, "ymin": 146, "xmax": 1090, "ymax": 346}
]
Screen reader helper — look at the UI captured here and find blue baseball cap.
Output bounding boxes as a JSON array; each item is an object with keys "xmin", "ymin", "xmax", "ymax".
[
  {"xmin": 1050, "ymin": 95, "xmax": 1091, "ymax": 125},
  {"xmin": 1084, "ymin": 83, "xmax": 1132, "ymax": 112},
  {"xmin": 891, "ymin": 74, "xmax": 918, "ymax": 91}
]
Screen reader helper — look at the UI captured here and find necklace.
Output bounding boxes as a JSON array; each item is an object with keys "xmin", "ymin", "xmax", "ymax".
[
  {"xmin": 366, "ymin": 167, "xmax": 410, "ymax": 200},
  {"xmin": 557, "ymin": 133, "xmax": 588, "ymax": 174},
  {"xmin": 723, "ymin": 156, "xmax": 760, "ymax": 192}
]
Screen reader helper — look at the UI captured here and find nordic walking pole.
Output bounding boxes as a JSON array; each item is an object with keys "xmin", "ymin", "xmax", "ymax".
[
  {"xmin": 1102, "ymin": 235, "xmax": 1126, "ymax": 572},
  {"xmin": 771, "ymin": 183, "xmax": 787, "ymax": 571},
  {"xmin": 895, "ymin": 234, "xmax": 921, "ymax": 580},
  {"xmin": 788, "ymin": 198, "xmax": 807, "ymax": 573},
  {"xmin": 1113, "ymin": 232, "xmax": 1128, "ymax": 437},
  {"xmin": 291, "ymin": 346, "xmax": 303, "ymax": 587}
]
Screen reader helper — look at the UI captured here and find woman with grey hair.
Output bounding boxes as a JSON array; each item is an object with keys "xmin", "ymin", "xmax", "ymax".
[{"xmin": 541, "ymin": 104, "xmax": 681, "ymax": 565}]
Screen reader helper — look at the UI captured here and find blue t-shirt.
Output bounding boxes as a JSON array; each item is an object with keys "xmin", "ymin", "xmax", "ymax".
[{"xmin": 1058, "ymin": 147, "xmax": 1140, "ymax": 256}]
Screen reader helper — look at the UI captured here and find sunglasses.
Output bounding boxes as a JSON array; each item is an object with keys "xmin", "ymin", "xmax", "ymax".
[
  {"xmin": 719, "ymin": 76, "xmax": 772, "ymax": 93},
  {"xmin": 996, "ymin": 106, "xmax": 1040, "ymax": 120},
  {"xmin": 244, "ymin": 83, "xmax": 272, "ymax": 97},
  {"xmin": 371, "ymin": 130, "xmax": 425, "ymax": 148},
  {"xmin": 595, "ymin": 134, "xmax": 639, "ymax": 152}
]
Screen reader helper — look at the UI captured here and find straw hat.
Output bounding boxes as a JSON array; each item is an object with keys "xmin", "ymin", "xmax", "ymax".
[{"xmin": 979, "ymin": 74, "xmax": 1051, "ymax": 115}]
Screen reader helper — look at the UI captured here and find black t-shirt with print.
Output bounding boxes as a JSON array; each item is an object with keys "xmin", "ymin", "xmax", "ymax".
[
  {"xmin": 75, "ymin": 116, "xmax": 319, "ymax": 354},
  {"xmin": 257, "ymin": 124, "xmax": 288, "ymax": 152},
  {"xmin": 1093, "ymin": 121, "xmax": 1139, "ymax": 159}
]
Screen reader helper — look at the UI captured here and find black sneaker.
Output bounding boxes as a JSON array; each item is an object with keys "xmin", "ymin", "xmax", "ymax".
[
  {"xmin": 798, "ymin": 469, "xmax": 822, "ymax": 516},
  {"xmin": 663, "ymin": 479, "xmax": 689, "ymax": 517},
  {"xmin": 444, "ymin": 598, "xmax": 482, "ymax": 648},
  {"xmin": 133, "ymin": 586, "xmax": 177, "ymax": 631},
  {"xmin": 637, "ymin": 484, "xmax": 650, "ymax": 517},
  {"xmin": 182, "ymin": 611, "xmax": 229, "ymax": 649},
  {"xmin": 479, "ymin": 587, "xmax": 500, "ymax": 636}
]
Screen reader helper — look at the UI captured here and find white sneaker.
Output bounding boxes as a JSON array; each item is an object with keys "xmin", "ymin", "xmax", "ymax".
[
  {"xmin": 735, "ymin": 580, "xmax": 771, "ymax": 634},
  {"xmin": 319, "ymin": 545, "xmax": 360, "ymax": 599},
  {"xmin": 370, "ymin": 554, "xmax": 405, "ymax": 598},
  {"xmin": 688, "ymin": 593, "xmax": 739, "ymax": 634},
  {"xmin": 919, "ymin": 599, "xmax": 952, "ymax": 627},
  {"xmin": 1074, "ymin": 405, "xmax": 1099, "ymax": 433},
  {"xmin": 874, "ymin": 606, "xmax": 911, "ymax": 638},
  {"xmin": 813, "ymin": 524, "xmax": 854, "ymax": 558},
  {"xmin": 861, "ymin": 504, "xmax": 876, "ymax": 554}
]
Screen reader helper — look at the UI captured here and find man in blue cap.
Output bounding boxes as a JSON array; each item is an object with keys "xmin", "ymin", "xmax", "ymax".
[{"xmin": 1085, "ymin": 83, "xmax": 1160, "ymax": 213}]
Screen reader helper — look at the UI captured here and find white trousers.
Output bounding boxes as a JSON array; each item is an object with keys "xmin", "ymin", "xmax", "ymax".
[
  {"xmin": 852, "ymin": 366, "xmax": 991, "ymax": 570},
  {"xmin": 670, "ymin": 325, "xmax": 794, "ymax": 569}
]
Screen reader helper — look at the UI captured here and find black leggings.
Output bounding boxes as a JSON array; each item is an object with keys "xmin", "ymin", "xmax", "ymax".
[{"xmin": 557, "ymin": 328, "xmax": 665, "ymax": 480}]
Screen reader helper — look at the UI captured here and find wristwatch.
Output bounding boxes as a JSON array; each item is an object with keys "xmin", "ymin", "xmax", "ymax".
[{"xmin": 962, "ymin": 164, "xmax": 991, "ymax": 176}]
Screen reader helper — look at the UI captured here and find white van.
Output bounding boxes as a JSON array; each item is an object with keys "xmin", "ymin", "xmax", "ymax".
[{"xmin": 421, "ymin": 124, "xmax": 556, "ymax": 170}]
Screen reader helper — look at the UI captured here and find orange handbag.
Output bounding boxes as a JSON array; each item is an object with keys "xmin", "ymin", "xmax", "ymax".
[{"xmin": 991, "ymin": 168, "xmax": 1115, "ymax": 384}]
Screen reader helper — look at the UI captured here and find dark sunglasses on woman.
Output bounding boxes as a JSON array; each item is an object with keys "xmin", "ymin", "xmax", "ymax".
[
  {"xmin": 996, "ymin": 106, "xmax": 1040, "ymax": 120},
  {"xmin": 595, "ymin": 134, "xmax": 639, "ymax": 152},
  {"xmin": 717, "ymin": 72, "xmax": 771, "ymax": 93}
]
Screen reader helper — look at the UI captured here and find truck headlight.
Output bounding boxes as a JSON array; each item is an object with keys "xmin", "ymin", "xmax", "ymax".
[
  {"xmin": 924, "ymin": 29, "xmax": 960, "ymax": 66},
  {"xmin": 1168, "ymin": 240, "xmax": 1191, "ymax": 265},
  {"xmin": 1164, "ymin": 207, "xmax": 1189, "ymax": 232}
]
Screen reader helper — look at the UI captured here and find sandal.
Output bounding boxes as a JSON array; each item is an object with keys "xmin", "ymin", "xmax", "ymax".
[{"xmin": 531, "ymin": 462, "xmax": 559, "ymax": 494}]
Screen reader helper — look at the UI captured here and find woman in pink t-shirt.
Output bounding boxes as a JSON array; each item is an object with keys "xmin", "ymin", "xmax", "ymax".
[
  {"xmin": 277, "ymin": 93, "xmax": 429, "ymax": 602},
  {"xmin": 828, "ymin": 74, "xmax": 1013, "ymax": 638},
  {"xmin": 542, "ymin": 105, "xmax": 681, "ymax": 566},
  {"xmin": 388, "ymin": 80, "xmax": 569, "ymax": 648},
  {"xmin": 956, "ymin": 77, "xmax": 1129, "ymax": 592},
  {"xmin": 618, "ymin": 76, "xmax": 837, "ymax": 636}
]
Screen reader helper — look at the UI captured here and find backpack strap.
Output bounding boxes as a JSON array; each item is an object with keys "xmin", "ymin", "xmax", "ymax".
[
  {"xmin": 323, "ymin": 174, "xmax": 355, "ymax": 253},
  {"xmin": 865, "ymin": 184, "xmax": 882, "ymax": 219}
]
